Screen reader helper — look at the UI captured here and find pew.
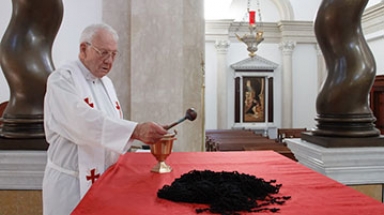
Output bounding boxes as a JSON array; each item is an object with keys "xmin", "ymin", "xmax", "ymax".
[
  {"xmin": 205, "ymin": 129, "xmax": 296, "ymax": 161},
  {"xmin": 213, "ymin": 139, "xmax": 277, "ymax": 151},
  {"xmin": 277, "ymin": 128, "xmax": 307, "ymax": 143},
  {"xmin": 205, "ymin": 129, "xmax": 261, "ymax": 151},
  {"xmin": 205, "ymin": 129, "xmax": 271, "ymax": 151},
  {"xmin": 0, "ymin": 101, "xmax": 8, "ymax": 126},
  {"xmin": 243, "ymin": 145, "xmax": 296, "ymax": 161}
]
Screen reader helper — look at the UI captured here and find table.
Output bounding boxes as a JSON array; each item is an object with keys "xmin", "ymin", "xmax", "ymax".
[{"xmin": 71, "ymin": 151, "xmax": 384, "ymax": 215}]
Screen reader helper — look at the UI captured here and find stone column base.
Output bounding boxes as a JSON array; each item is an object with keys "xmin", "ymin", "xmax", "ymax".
[{"xmin": 285, "ymin": 138, "xmax": 384, "ymax": 185}]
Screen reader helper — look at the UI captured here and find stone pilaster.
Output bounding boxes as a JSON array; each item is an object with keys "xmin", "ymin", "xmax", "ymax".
[
  {"xmin": 279, "ymin": 40, "xmax": 296, "ymax": 128},
  {"xmin": 214, "ymin": 40, "xmax": 230, "ymax": 129},
  {"xmin": 103, "ymin": 0, "xmax": 205, "ymax": 152}
]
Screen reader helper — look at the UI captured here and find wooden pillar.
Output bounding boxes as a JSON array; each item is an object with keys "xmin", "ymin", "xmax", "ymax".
[
  {"xmin": 302, "ymin": 0, "xmax": 384, "ymax": 147},
  {"xmin": 0, "ymin": 0, "xmax": 62, "ymax": 147}
]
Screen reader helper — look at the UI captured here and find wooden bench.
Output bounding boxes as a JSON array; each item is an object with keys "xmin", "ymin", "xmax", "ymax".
[
  {"xmin": 213, "ymin": 139, "xmax": 277, "ymax": 151},
  {"xmin": 206, "ymin": 134, "xmax": 264, "ymax": 146},
  {"xmin": 205, "ymin": 129, "xmax": 262, "ymax": 151},
  {"xmin": 206, "ymin": 129, "xmax": 254, "ymax": 134},
  {"xmin": 277, "ymin": 128, "xmax": 307, "ymax": 143},
  {"xmin": 0, "ymin": 101, "xmax": 8, "ymax": 127},
  {"xmin": 205, "ymin": 129, "xmax": 297, "ymax": 161},
  {"xmin": 243, "ymin": 145, "xmax": 296, "ymax": 161}
]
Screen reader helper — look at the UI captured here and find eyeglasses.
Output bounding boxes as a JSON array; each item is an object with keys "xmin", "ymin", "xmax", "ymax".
[{"xmin": 86, "ymin": 43, "xmax": 119, "ymax": 60}]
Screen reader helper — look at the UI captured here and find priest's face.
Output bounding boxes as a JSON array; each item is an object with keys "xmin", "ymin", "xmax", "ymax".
[{"xmin": 80, "ymin": 29, "xmax": 118, "ymax": 78}]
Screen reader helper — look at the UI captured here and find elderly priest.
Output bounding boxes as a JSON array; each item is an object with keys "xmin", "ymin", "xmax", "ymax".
[{"xmin": 42, "ymin": 23, "xmax": 168, "ymax": 215}]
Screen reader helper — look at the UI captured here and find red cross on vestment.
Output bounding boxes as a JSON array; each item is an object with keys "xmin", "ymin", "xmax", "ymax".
[
  {"xmin": 115, "ymin": 101, "xmax": 122, "ymax": 118},
  {"xmin": 86, "ymin": 168, "xmax": 100, "ymax": 184},
  {"xmin": 84, "ymin": 97, "xmax": 94, "ymax": 108}
]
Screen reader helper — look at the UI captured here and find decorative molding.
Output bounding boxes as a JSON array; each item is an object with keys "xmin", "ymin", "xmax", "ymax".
[
  {"xmin": 0, "ymin": 151, "xmax": 46, "ymax": 190},
  {"xmin": 362, "ymin": 2, "xmax": 384, "ymax": 36},
  {"xmin": 205, "ymin": 19, "xmax": 234, "ymax": 42},
  {"xmin": 214, "ymin": 40, "xmax": 230, "ymax": 53},
  {"xmin": 277, "ymin": 21, "xmax": 316, "ymax": 43},
  {"xmin": 279, "ymin": 40, "xmax": 296, "ymax": 55},
  {"xmin": 230, "ymin": 55, "xmax": 278, "ymax": 70}
]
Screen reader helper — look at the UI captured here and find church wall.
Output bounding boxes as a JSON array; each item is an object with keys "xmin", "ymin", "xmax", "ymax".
[
  {"xmin": 53, "ymin": 0, "xmax": 102, "ymax": 67},
  {"xmin": 0, "ymin": 1, "xmax": 12, "ymax": 104},
  {"xmin": 102, "ymin": 0, "xmax": 131, "ymax": 118},
  {"xmin": 289, "ymin": 0, "xmax": 321, "ymax": 21},
  {"xmin": 181, "ymin": 0, "xmax": 205, "ymax": 151},
  {"xmin": 204, "ymin": 42, "xmax": 218, "ymax": 129},
  {"xmin": 368, "ymin": 36, "xmax": 384, "ymax": 76},
  {"xmin": 102, "ymin": 0, "xmax": 205, "ymax": 152},
  {"xmin": 291, "ymin": 44, "xmax": 317, "ymax": 129}
]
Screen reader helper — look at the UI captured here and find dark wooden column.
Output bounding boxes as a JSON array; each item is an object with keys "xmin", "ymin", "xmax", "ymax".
[
  {"xmin": 0, "ymin": 0, "xmax": 63, "ymax": 149},
  {"xmin": 302, "ymin": 0, "xmax": 384, "ymax": 147}
]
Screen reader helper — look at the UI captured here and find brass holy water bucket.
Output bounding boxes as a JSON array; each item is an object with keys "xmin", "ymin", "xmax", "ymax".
[{"xmin": 150, "ymin": 132, "xmax": 177, "ymax": 173}]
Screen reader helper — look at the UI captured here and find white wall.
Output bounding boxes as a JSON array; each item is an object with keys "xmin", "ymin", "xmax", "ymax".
[
  {"xmin": 367, "ymin": 32, "xmax": 384, "ymax": 76},
  {"xmin": 289, "ymin": 0, "xmax": 321, "ymax": 21},
  {"xmin": 291, "ymin": 44, "xmax": 317, "ymax": 129},
  {"xmin": 0, "ymin": 0, "xmax": 102, "ymax": 104},
  {"xmin": 0, "ymin": 1, "xmax": 12, "ymax": 104},
  {"xmin": 204, "ymin": 42, "xmax": 218, "ymax": 129},
  {"xmin": 53, "ymin": 1, "xmax": 102, "ymax": 67}
]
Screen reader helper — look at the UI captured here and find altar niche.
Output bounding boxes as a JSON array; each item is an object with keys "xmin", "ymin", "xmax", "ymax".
[
  {"xmin": 234, "ymin": 73, "xmax": 273, "ymax": 125},
  {"xmin": 231, "ymin": 56, "xmax": 278, "ymax": 131}
]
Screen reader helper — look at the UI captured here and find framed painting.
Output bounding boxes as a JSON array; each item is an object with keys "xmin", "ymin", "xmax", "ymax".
[{"xmin": 243, "ymin": 77, "xmax": 265, "ymax": 122}]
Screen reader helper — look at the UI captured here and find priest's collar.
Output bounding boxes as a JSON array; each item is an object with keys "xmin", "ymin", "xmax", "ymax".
[{"xmin": 76, "ymin": 60, "xmax": 99, "ymax": 82}]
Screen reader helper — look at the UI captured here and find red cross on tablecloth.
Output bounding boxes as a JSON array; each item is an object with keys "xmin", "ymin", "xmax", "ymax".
[
  {"xmin": 86, "ymin": 168, "xmax": 100, "ymax": 184},
  {"xmin": 84, "ymin": 97, "xmax": 94, "ymax": 108}
]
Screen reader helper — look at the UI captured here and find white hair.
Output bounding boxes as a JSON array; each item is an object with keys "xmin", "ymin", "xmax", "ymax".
[{"xmin": 79, "ymin": 23, "xmax": 119, "ymax": 44}]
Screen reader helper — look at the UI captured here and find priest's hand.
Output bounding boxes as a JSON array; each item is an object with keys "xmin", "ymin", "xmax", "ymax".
[{"xmin": 132, "ymin": 122, "xmax": 168, "ymax": 144}]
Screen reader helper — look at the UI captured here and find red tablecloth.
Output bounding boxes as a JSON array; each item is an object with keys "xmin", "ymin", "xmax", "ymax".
[{"xmin": 71, "ymin": 151, "xmax": 384, "ymax": 215}]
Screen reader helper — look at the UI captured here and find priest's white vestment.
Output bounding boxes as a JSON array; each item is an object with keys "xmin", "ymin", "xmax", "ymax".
[{"xmin": 42, "ymin": 59, "xmax": 137, "ymax": 215}]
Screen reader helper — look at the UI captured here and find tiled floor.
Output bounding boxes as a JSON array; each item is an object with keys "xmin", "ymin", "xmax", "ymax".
[
  {"xmin": 348, "ymin": 184, "xmax": 383, "ymax": 202},
  {"xmin": 0, "ymin": 190, "xmax": 42, "ymax": 215}
]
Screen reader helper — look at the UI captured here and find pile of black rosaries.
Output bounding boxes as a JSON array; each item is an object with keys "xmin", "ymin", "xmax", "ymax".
[{"xmin": 157, "ymin": 170, "xmax": 291, "ymax": 215}]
